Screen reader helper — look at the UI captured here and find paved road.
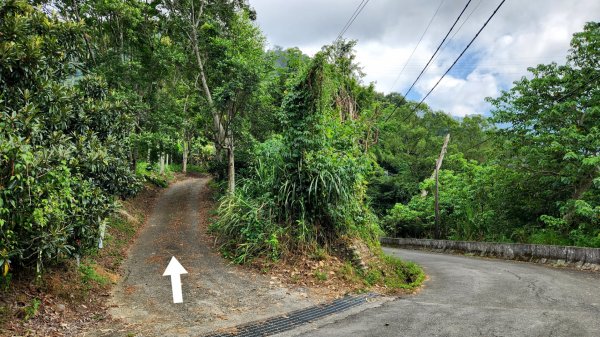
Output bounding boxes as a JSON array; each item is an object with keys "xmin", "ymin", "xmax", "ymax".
[{"xmin": 291, "ymin": 248, "xmax": 600, "ymax": 337}]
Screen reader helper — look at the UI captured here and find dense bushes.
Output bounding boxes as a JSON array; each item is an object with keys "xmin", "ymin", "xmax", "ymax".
[
  {"xmin": 384, "ymin": 158, "xmax": 600, "ymax": 247},
  {"xmin": 379, "ymin": 23, "xmax": 599, "ymax": 247},
  {"xmin": 0, "ymin": 1, "xmax": 140, "ymax": 275},
  {"xmin": 212, "ymin": 47, "xmax": 380, "ymax": 262}
]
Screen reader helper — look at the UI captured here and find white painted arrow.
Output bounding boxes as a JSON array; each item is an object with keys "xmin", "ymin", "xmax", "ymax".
[{"xmin": 163, "ymin": 256, "xmax": 188, "ymax": 303}]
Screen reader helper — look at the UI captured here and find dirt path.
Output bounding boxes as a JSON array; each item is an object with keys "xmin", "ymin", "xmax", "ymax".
[{"xmin": 106, "ymin": 177, "xmax": 317, "ymax": 336}]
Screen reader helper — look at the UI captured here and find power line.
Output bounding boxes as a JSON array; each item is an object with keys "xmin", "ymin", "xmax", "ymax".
[
  {"xmin": 384, "ymin": 0, "xmax": 473, "ymax": 123},
  {"xmin": 414, "ymin": 0, "xmax": 507, "ymax": 110},
  {"xmin": 335, "ymin": 0, "xmax": 370, "ymax": 42},
  {"xmin": 401, "ymin": 0, "xmax": 473, "ymax": 100},
  {"xmin": 464, "ymin": 66, "xmax": 600, "ymax": 152},
  {"xmin": 389, "ymin": 0, "xmax": 446, "ymax": 92},
  {"xmin": 432, "ymin": 0, "xmax": 483, "ymax": 66},
  {"xmin": 383, "ymin": 0, "xmax": 506, "ymax": 124},
  {"xmin": 335, "ymin": 0, "xmax": 365, "ymax": 41}
]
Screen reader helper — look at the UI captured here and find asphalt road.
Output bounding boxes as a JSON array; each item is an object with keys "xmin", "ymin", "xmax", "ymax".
[{"xmin": 290, "ymin": 248, "xmax": 600, "ymax": 337}]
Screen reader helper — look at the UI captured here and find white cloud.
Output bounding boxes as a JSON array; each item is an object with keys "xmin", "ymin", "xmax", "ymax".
[{"xmin": 250, "ymin": 0, "xmax": 600, "ymax": 116}]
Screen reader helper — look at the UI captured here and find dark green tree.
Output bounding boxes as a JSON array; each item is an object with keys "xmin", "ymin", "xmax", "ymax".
[{"xmin": 0, "ymin": 0, "xmax": 140, "ymax": 274}]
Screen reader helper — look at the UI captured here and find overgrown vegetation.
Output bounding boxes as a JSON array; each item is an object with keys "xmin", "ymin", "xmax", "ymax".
[
  {"xmin": 378, "ymin": 23, "xmax": 599, "ymax": 247},
  {"xmin": 1, "ymin": 0, "xmax": 597, "ymax": 301},
  {"xmin": 0, "ymin": 175, "xmax": 159, "ymax": 334},
  {"xmin": 0, "ymin": 0, "xmax": 217, "ymax": 278},
  {"xmin": 212, "ymin": 43, "xmax": 379, "ymax": 262}
]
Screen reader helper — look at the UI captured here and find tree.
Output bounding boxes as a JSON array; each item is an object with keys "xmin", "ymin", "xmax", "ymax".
[
  {"xmin": 488, "ymin": 22, "xmax": 600, "ymax": 236},
  {"xmin": 212, "ymin": 41, "xmax": 381, "ymax": 261},
  {"xmin": 162, "ymin": 0, "xmax": 265, "ymax": 193},
  {"xmin": 0, "ymin": 0, "xmax": 140, "ymax": 274},
  {"xmin": 385, "ymin": 22, "xmax": 600, "ymax": 246}
]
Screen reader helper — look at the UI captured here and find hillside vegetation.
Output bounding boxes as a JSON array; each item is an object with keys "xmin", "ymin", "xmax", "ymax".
[{"xmin": 1, "ymin": 0, "xmax": 598, "ymax": 291}]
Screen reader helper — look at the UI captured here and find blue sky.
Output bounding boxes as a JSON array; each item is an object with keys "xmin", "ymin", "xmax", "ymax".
[{"xmin": 250, "ymin": 0, "xmax": 600, "ymax": 117}]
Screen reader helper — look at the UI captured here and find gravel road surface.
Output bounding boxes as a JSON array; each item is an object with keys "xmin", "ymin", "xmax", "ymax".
[{"xmin": 108, "ymin": 177, "xmax": 317, "ymax": 336}]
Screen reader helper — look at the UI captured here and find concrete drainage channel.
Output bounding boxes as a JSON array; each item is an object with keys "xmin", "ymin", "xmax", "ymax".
[{"xmin": 201, "ymin": 293, "xmax": 378, "ymax": 337}]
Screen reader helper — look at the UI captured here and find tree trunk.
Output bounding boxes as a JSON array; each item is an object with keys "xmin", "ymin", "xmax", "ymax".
[
  {"xmin": 159, "ymin": 153, "xmax": 165, "ymax": 174},
  {"xmin": 227, "ymin": 142, "xmax": 235, "ymax": 193},
  {"xmin": 182, "ymin": 141, "xmax": 188, "ymax": 173},
  {"xmin": 147, "ymin": 147, "xmax": 151, "ymax": 164},
  {"xmin": 130, "ymin": 145, "xmax": 137, "ymax": 172},
  {"xmin": 184, "ymin": 0, "xmax": 233, "ymax": 192},
  {"xmin": 189, "ymin": 10, "xmax": 225, "ymax": 152}
]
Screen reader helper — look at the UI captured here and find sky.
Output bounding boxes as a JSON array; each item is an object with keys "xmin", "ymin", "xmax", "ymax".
[{"xmin": 248, "ymin": 0, "xmax": 600, "ymax": 117}]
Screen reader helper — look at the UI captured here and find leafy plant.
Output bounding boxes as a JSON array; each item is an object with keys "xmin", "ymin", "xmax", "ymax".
[
  {"xmin": 22, "ymin": 298, "xmax": 41, "ymax": 321},
  {"xmin": 79, "ymin": 263, "xmax": 109, "ymax": 286},
  {"xmin": 313, "ymin": 270, "xmax": 328, "ymax": 281},
  {"xmin": 0, "ymin": 1, "xmax": 140, "ymax": 277},
  {"xmin": 212, "ymin": 42, "xmax": 381, "ymax": 262}
]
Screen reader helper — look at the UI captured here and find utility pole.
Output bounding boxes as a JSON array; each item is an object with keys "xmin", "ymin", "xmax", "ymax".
[{"xmin": 433, "ymin": 134, "xmax": 450, "ymax": 239}]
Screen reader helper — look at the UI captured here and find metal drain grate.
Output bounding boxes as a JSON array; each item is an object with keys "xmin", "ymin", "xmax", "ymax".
[{"xmin": 203, "ymin": 293, "xmax": 377, "ymax": 337}]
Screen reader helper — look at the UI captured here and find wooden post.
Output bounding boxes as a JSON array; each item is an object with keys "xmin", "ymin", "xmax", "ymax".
[
  {"xmin": 434, "ymin": 167, "xmax": 440, "ymax": 239},
  {"xmin": 422, "ymin": 134, "xmax": 451, "ymax": 197},
  {"xmin": 423, "ymin": 134, "xmax": 450, "ymax": 239}
]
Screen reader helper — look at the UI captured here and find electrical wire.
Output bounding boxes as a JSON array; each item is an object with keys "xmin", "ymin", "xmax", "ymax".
[
  {"xmin": 389, "ymin": 0, "xmax": 446, "ymax": 92},
  {"xmin": 383, "ymin": 0, "xmax": 473, "ymax": 123},
  {"xmin": 458, "ymin": 48, "xmax": 600, "ymax": 153},
  {"xmin": 335, "ymin": 0, "xmax": 365, "ymax": 41},
  {"xmin": 432, "ymin": 0, "xmax": 483, "ymax": 66},
  {"xmin": 383, "ymin": 0, "xmax": 506, "ymax": 124},
  {"xmin": 414, "ymin": 0, "xmax": 507, "ymax": 110},
  {"xmin": 401, "ymin": 0, "xmax": 473, "ymax": 100},
  {"xmin": 335, "ymin": 0, "xmax": 371, "ymax": 42}
]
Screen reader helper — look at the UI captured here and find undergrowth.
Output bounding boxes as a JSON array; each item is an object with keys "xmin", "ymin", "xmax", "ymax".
[{"xmin": 210, "ymin": 42, "xmax": 425, "ymax": 292}]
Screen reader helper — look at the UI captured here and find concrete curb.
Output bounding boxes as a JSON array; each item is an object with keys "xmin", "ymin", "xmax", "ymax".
[{"xmin": 381, "ymin": 237, "xmax": 600, "ymax": 271}]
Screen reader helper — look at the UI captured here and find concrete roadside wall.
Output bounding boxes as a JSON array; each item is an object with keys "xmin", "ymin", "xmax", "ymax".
[{"xmin": 381, "ymin": 237, "xmax": 600, "ymax": 271}]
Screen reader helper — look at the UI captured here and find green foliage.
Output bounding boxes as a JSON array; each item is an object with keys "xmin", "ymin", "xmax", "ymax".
[
  {"xmin": 211, "ymin": 187, "xmax": 283, "ymax": 264},
  {"xmin": 379, "ymin": 255, "xmax": 425, "ymax": 289},
  {"xmin": 484, "ymin": 21, "xmax": 600, "ymax": 245},
  {"xmin": 379, "ymin": 22, "xmax": 599, "ymax": 248},
  {"xmin": 79, "ymin": 263, "xmax": 109, "ymax": 286},
  {"xmin": 22, "ymin": 298, "xmax": 41, "ymax": 321},
  {"xmin": 383, "ymin": 203, "xmax": 425, "ymax": 238},
  {"xmin": 0, "ymin": 1, "xmax": 140, "ymax": 276},
  {"xmin": 369, "ymin": 101, "xmax": 493, "ymax": 215},
  {"xmin": 313, "ymin": 270, "xmax": 328, "ymax": 281},
  {"xmin": 135, "ymin": 161, "xmax": 171, "ymax": 188},
  {"xmin": 0, "ymin": 273, "xmax": 11, "ymax": 292},
  {"xmin": 168, "ymin": 163, "xmax": 207, "ymax": 175},
  {"xmin": 363, "ymin": 268, "xmax": 382, "ymax": 286},
  {"xmin": 212, "ymin": 42, "xmax": 381, "ymax": 262},
  {"xmin": 275, "ymin": 47, "xmax": 379, "ymax": 245},
  {"xmin": 356, "ymin": 254, "xmax": 425, "ymax": 290}
]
